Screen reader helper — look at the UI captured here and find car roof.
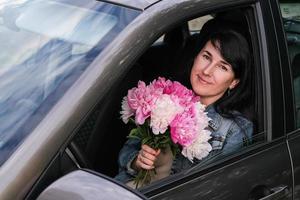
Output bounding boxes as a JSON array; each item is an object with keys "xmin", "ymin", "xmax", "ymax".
[{"xmin": 101, "ymin": 0, "xmax": 161, "ymax": 10}]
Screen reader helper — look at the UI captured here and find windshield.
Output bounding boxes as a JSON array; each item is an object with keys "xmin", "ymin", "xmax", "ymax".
[{"xmin": 0, "ymin": 0, "xmax": 139, "ymax": 165}]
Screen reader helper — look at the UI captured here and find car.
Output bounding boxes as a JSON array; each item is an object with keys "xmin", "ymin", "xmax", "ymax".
[{"xmin": 0, "ymin": 0, "xmax": 299, "ymax": 199}]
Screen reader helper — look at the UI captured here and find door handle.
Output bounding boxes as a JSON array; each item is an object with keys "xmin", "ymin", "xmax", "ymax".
[
  {"xmin": 249, "ymin": 185, "xmax": 289, "ymax": 200},
  {"xmin": 258, "ymin": 186, "xmax": 288, "ymax": 200}
]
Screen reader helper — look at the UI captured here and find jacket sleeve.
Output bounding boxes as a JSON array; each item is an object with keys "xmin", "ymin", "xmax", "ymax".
[{"xmin": 117, "ymin": 138, "xmax": 141, "ymax": 176}]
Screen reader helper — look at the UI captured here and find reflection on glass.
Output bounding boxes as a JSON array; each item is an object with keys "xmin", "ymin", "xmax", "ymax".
[
  {"xmin": 0, "ymin": 0, "xmax": 139, "ymax": 165},
  {"xmin": 16, "ymin": 1, "xmax": 117, "ymax": 46},
  {"xmin": 280, "ymin": 2, "xmax": 300, "ymax": 128}
]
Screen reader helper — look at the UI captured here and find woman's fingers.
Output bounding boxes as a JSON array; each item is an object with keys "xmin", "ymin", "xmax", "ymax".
[
  {"xmin": 141, "ymin": 149, "xmax": 157, "ymax": 161},
  {"xmin": 155, "ymin": 149, "xmax": 161, "ymax": 156},
  {"xmin": 135, "ymin": 145, "xmax": 160, "ymax": 170},
  {"xmin": 136, "ymin": 153, "xmax": 155, "ymax": 170},
  {"xmin": 142, "ymin": 144, "xmax": 160, "ymax": 156}
]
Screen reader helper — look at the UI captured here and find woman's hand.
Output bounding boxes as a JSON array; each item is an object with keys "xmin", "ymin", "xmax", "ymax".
[{"xmin": 133, "ymin": 144, "xmax": 160, "ymax": 170}]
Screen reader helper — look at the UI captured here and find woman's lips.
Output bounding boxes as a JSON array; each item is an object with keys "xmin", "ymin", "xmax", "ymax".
[{"xmin": 197, "ymin": 75, "xmax": 212, "ymax": 84}]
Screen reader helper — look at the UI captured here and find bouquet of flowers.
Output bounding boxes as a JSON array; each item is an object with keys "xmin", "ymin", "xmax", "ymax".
[{"xmin": 121, "ymin": 77, "xmax": 212, "ymax": 187}]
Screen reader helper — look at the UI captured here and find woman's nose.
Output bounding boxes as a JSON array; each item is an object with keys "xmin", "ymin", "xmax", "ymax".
[{"xmin": 202, "ymin": 63, "xmax": 215, "ymax": 75}]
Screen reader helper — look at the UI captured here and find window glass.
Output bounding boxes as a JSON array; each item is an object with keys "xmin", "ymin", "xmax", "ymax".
[
  {"xmin": 153, "ymin": 15, "xmax": 213, "ymax": 45},
  {"xmin": 188, "ymin": 15, "xmax": 213, "ymax": 33},
  {"xmin": 279, "ymin": 1, "xmax": 300, "ymax": 128},
  {"xmin": 0, "ymin": 0, "xmax": 140, "ymax": 166}
]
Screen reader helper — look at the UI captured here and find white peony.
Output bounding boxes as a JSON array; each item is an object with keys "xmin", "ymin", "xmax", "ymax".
[
  {"xmin": 120, "ymin": 96, "xmax": 134, "ymax": 123},
  {"xmin": 194, "ymin": 102, "xmax": 210, "ymax": 130},
  {"xmin": 181, "ymin": 130, "xmax": 212, "ymax": 162},
  {"xmin": 150, "ymin": 94, "xmax": 184, "ymax": 135}
]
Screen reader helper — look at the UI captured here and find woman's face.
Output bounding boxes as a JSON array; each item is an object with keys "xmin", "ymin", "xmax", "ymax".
[{"xmin": 190, "ymin": 40, "xmax": 239, "ymax": 106}]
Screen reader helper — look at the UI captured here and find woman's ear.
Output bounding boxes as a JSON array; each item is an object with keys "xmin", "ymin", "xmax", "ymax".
[{"xmin": 229, "ymin": 79, "xmax": 240, "ymax": 89}]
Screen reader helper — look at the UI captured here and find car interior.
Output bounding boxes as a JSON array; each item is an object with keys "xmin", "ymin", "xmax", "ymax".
[
  {"xmin": 67, "ymin": 8, "xmax": 266, "ymax": 177},
  {"xmin": 26, "ymin": 7, "xmax": 267, "ymax": 199}
]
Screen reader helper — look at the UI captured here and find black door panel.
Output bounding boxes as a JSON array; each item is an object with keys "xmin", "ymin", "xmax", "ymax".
[
  {"xmin": 288, "ymin": 131, "xmax": 300, "ymax": 199},
  {"xmin": 148, "ymin": 142, "xmax": 293, "ymax": 200}
]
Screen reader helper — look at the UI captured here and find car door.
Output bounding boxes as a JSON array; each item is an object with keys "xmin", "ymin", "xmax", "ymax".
[
  {"xmin": 57, "ymin": 0, "xmax": 293, "ymax": 199},
  {"xmin": 22, "ymin": 0, "xmax": 294, "ymax": 199}
]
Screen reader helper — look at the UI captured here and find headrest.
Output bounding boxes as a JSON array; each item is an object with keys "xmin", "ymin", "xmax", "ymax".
[{"xmin": 164, "ymin": 23, "xmax": 190, "ymax": 49}]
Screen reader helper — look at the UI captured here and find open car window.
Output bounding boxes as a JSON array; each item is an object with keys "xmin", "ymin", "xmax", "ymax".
[
  {"xmin": 114, "ymin": 8, "xmax": 266, "ymax": 188},
  {"xmin": 63, "ymin": 5, "xmax": 267, "ymax": 190},
  {"xmin": 21, "ymin": 5, "xmax": 267, "ymax": 199}
]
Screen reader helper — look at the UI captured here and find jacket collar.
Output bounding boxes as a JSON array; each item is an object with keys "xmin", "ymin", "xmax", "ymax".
[{"xmin": 205, "ymin": 105, "xmax": 222, "ymax": 131}]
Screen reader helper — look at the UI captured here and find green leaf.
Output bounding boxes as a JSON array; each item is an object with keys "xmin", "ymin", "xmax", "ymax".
[
  {"xmin": 142, "ymin": 136, "xmax": 153, "ymax": 145},
  {"xmin": 129, "ymin": 128, "xmax": 139, "ymax": 137},
  {"xmin": 136, "ymin": 126, "xmax": 145, "ymax": 137},
  {"xmin": 128, "ymin": 118, "xmax": 136, "ymax": 124},
  {"xmin": 160, "ymin": 137, "xmax": 170, "ymax": 144},
  {"xmin": 127, "ymin": 135, "xmax": 141, "ymax": 140},
  {"xmin": 128, "ymin": 128, "xmax": 145, "ymax": 140}
]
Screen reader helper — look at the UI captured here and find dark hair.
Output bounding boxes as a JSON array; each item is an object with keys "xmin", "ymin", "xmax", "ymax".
[{"xmin": 195, "ymin": 24, "xmax": 253, "ymax": 118}]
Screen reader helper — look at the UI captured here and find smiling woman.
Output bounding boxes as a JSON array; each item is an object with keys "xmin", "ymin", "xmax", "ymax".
[
  {"xmin": 190, "ymin": 40, "xmax": 240, "ymax": 106},
  {"xmin": 0, "ymin": 0, "xmax": 140, "ymax": 166},
  {"xmin": 115, "ymin": 22, "xmax": 254, "ymax": 186}
]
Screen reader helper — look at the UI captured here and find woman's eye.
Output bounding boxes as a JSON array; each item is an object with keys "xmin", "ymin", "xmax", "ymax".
[
  {"xmin": 219, "ymin": 65, "xmax": 228, "ymax": 71},
  {"xmin": 203, "ymin": 54, "xmax": 210, "ymax": 60}
]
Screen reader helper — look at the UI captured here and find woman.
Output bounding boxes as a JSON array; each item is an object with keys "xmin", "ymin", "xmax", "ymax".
[{"xmin": 115, "ymin": 27, "xmax": 253, "ymax": 184}]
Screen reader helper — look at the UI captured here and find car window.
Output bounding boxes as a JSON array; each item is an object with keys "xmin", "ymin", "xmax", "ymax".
[
  {"xmin": 188, "ymin": 15, "xmax": 214, "ymax": 33},
  {"xmin": 127, "ymin": 8, "xmax": 265, "ymax": 186},
  {"xmin": 279, "ymin": 0, "xmax": 300, "ymax": 128},
  {"xmin": 67, "ymin": 7, "xmax": 267, "ymax": 190},
  {"xmin": 153, "ymin": 15, "xmax": 213, "ymax": 45},
  {"xmin": 0, "ymin": 0, "xmax": 140, "ymax": 166}
]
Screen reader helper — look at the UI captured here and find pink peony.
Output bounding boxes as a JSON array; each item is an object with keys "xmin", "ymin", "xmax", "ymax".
[
  {"xmin": 121, "ymin": 77, "xmax": 212, "ymax": 163},
  {"xmin": 170, "ymin": 102, "xmax": 210, "ymax": 147},
  {"xmin": 170, "ymin": 107, "xmax": 198, "ymax": 147},
  {"xmin": 127, "ymin": 81, "xmax": 162, "ymax": 124},
  {"xmin": 165, "ymin": 81, "xmax": 199, "ymax": 107},
  {"xmin": 150, "ymin": 77, "xmax": 173, "ymax": 91}
]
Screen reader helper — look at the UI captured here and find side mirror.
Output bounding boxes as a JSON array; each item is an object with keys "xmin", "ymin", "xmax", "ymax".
[{"xmin": 37, "ymin": 170, "xmax": 147, "ymax": 200}]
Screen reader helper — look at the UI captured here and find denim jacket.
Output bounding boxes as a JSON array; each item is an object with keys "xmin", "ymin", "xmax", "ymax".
[{"xmin": 114, "ymin": 105, "xmax": 253, "ymax": 183}]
